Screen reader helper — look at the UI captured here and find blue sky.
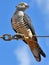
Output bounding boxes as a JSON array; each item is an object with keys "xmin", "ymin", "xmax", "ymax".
[{"xmin": 0, "ymin": 0, "xmax": 49, "ymax": 65}]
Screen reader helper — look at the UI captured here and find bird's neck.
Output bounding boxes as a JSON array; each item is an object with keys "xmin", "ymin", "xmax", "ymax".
[
  {"xmin": 16, "ymin": 8, "xmax": 25, "ymax": 12},
  {"xmin": 17, "ymin": 11, "xmax": 24, "ymax": 16},
  {"xmin": 15, "ymin": 10, "xmax": 24, "ymax": 15}
]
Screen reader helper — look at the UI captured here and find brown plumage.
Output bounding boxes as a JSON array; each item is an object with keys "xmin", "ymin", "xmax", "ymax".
[{"xmin": 11, "ymin": 2, "xmax": 46, "ymax": 62}]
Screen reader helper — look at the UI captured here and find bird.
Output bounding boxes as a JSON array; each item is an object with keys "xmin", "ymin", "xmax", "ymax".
[{"xmin": 11, "ymin": 2, "xmax": 46, "ymax": 62}]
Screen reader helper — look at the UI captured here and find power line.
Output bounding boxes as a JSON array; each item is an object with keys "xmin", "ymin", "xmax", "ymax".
[
  {"xmin": 32, "ymin": 35, "xmax": 49, "ymax": 38},
  {"xmin": 0, "ymin": 34, "xmax": 49, "ymax": 41}
]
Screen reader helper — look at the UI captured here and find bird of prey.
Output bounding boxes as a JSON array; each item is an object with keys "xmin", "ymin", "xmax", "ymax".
[{"xmin": 11, "ymin": 2, "xmax": 46, "ymax": 62}]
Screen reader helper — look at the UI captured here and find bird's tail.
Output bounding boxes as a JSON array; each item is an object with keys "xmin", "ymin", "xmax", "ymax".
[
  {"xmin": 24, "ymin": 38, "xmax": 46, "ymax": 62},
  {"xmin": 31, "ymin": 43, "xmax": 46, "ymax": 62}
]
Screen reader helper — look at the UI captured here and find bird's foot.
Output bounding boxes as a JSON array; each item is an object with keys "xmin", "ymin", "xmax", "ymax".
[
  {"xmin": 16, "ymin": 33, "xmax": 29, "ymax": 40},
  {"xmin": 15, "ymin": 33, "xmax": 25, "ymax": 39}
]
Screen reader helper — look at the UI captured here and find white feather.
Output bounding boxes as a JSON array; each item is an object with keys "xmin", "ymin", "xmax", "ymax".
[
  {"xmin": 27, "ymin": 29, "xmax": 32, "ymax": 38},
  {"xmin": 18, "ymin": 11, "xmax": 24, "ymax": 16}
]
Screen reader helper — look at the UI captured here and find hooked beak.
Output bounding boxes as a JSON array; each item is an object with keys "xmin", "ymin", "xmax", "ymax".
[{"xmin": 25, "ymin": 5, "xmax": 29, "ymax": 8}]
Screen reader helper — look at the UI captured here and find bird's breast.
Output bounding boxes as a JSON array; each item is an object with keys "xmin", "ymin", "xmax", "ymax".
[
  {"xmin": 17, "ymin": 11, "xmax": 24, "ymax": 17},
  {"xmin": 12, "ymin": 13, "xmax": 33, "ymax": 38}
]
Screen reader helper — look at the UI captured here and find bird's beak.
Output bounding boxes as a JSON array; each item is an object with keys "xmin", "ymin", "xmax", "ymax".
[{"xmin": 25, "ymin": 5, "xmax": 29, "ymax": 8}]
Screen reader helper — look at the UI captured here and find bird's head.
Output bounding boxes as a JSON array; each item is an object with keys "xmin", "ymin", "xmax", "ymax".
[{"xmin": 16, "ymin": 2, "xmax": 29, "ymax": 11}]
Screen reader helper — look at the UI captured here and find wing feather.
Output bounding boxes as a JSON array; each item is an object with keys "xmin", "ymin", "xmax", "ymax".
[{"xmin": 23, "ymin": 13, "xmax": 37, "ymax": 41}]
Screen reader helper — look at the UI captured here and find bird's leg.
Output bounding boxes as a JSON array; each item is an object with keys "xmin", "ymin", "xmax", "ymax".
[
  {"xmin": 15, "ymin": 33, "xmax": 29, "ymax": 40},
  {"xmin": 14, "ymin": 33, "xmax": 25, "ymax": 39}
]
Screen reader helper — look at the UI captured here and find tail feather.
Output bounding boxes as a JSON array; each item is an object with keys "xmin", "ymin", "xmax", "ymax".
[
  {"xmin": 39, "ymin": 46, "xmax": 46, "ymax": 57},
  {"xmin": 32, "ymin": 48, "xmax": 41, "ymax": 62},
  {"xmin": 32, "ymin": 45, "xmax": 46, "ymax": 62},
  {"xmin": 23, "ymin": 38, "xmax": 46, "ymax": 62}
]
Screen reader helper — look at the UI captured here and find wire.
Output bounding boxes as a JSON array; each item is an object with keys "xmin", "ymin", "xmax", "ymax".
[
  {"xmin": 32, "ymin": 35, "xmax": 49, "ymax": 38},
  {"xmin": 0, "ymin": 34, "xmax": 49, "ymax": 41}
]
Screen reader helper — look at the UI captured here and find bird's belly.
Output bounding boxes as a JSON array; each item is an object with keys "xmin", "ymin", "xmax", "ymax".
[
  {"xmin": 16, "ymin": 22, "xmax": 29, "ymax": 37},
  {"xmin": 12, "ymin": 20, "xmax": 32, "ymax": 38}
]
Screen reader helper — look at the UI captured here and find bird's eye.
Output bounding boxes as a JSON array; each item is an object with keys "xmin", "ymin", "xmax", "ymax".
[
  {"xmin": 19, "ymin": 3, "xmax": 24, "ymax": 6},
  {"xmin": 21, "ymin": 4, "xmax": 23, "ymax": 6}
]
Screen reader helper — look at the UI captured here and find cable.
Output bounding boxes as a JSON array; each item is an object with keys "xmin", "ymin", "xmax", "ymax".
[
  {"xmin": 32, "ymin": 35, "xmax": 49, "ymax": 38},
  {"xmin": 0, "ymin": 34, "xmax": 49, "ymax": 41}
]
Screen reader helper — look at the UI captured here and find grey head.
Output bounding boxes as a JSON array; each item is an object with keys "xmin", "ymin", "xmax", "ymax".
[{"xmin": 16, "ymin": 2, "xmax": 29, "ymax": 11}]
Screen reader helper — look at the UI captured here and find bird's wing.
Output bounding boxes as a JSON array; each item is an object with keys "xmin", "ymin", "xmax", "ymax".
[
  {"xmin": 23, "ymin": 13, "xmax": 46, "ymax": 62},
  {"xmin": 24, "ymin": 13, "xmax": 37, "ymax": 41},
  {"xmin": 11, "ymin": 16, "xmax": 17, "ymax": 33}
]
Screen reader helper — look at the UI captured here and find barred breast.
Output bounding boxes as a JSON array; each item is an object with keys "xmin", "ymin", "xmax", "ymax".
[
  {"xmin": 12, "ymin": 17, "xmax": 29, "ymax": 37},
  {"xmin": 12, "ymin": 11, "xmax": 32, "ymax": 38}
]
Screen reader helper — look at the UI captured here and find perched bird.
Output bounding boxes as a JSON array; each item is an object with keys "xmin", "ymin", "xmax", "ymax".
[{"xmin": 11, "ymin": 2, "xmax": 46, "ymax": 62}]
